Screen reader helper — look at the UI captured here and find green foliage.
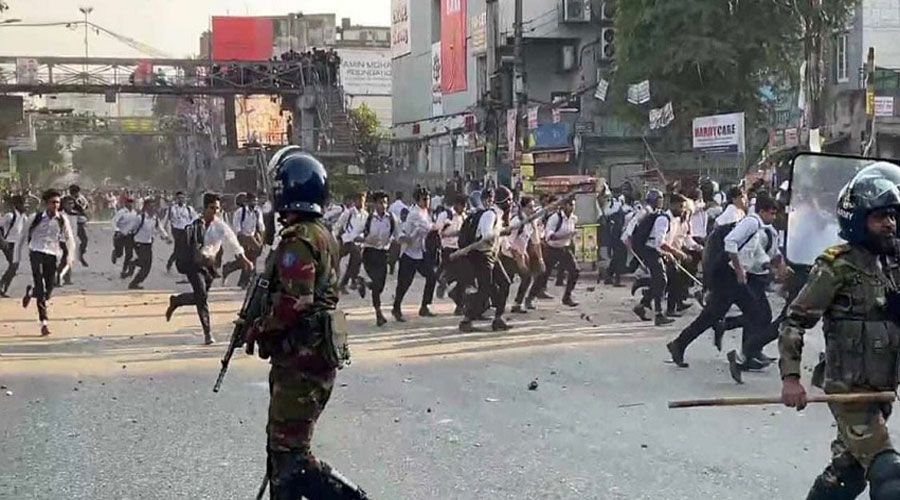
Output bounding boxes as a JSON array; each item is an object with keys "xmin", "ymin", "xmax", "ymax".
[
  {"xmin": 72, "ymin": 136, "xmax": 175, "ymax": 186},
  {"xmin": 614, "ymin": 0, "xmax": 858, "ymax": 135},
  {"xmin": 15, "ymin": 135, "xmax": 63, "ymax": 181},
  {"xmin": 347, "ymin": 103, "xmax": 384, "ymax": 173}
]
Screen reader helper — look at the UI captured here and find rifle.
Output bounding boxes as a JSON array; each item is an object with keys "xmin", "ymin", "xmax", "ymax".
[
  {"xmin": 449, "ymin": 185, "xmax": 595, "ymax": 262},
  {"xmin": 668, "ymin": 391, "xmax": 896, "ymax": 409},
  {"xmin": 213, "ymin": 257, "xmax": 276, "ymax": 393}
]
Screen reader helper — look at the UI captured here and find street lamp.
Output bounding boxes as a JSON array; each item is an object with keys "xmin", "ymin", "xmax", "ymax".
[{"xmin": 79, "ymin": 6, "xmax": 93, "ymax": 82}]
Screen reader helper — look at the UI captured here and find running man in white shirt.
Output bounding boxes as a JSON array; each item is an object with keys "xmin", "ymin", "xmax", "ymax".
[
  {"xmin": 16, "ymin": 189, "xmax": 76, "ymax": 336},
  {"xmin": 530, "ymin": 198, "xmax": 580, "ymax": 307},
  {"xmin": 360, "ymin": 191, "xmax": 399, "ymax": 326},
  {"xmin": 111, "ymin": 196, "xmax": 136, "ymax": 270},
  {"xmin": 434, "ymin": 195, "xmax": 466, "ymax": 309},
  {"xmin": 223, "ymin": 192, "xmax": 267, "ymax": 288},
  {"xmin": 126, "ymin": 198, "xmax": 171, "ymax": 290},
  {"xmin": 165, "ymin": 191, "xmax": 198, "ymax": 273},
  {"xmin": 165, "ymin": 193, "xmax": 251, "ymax": 345},
  {"xmin": 0, "ymin": 195, "xmax": 27, "ymax": 297},
  {"xmin": 392, "ymin": 188, "xmax": 438, "ymax": 321},
  {"xmin": 333, "ymin": 192, "xmax": 368, "ymax": 294}
]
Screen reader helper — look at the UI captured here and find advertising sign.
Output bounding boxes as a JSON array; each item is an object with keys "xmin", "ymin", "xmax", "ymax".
[
  {"xmin": 212, "ymin": 17, "xmax": 274, "ymax": 61},
  {"xmin": 692, "ymin": 112, "xmax": 746, "ymax": 153},
  {"xmin": 338, "ymin": 49, "xmax": 392, "ymax": 96},
  {"xmin": 391, "ymin": 0, "xmax": 411, "ymax": 58},
  {"xmin": 15, "ymin": 58, "xmax": 40, "ymax": 85},
  {"xmin": 875, "ymin": 96, "xmax": 895, "ymax": 117},
  {"xmin": 236, "ymin": 96, "xmax": 289, "ymax": 146},
  {"xmin": 431, "ymin": 42, "xmax": 443, "ymax": 117},
  {"xmin": 507, "ymin": 109, "xmax": 517, "ymax": 154},
  {"xmin": 441, "ymin": 0, "xmax": 468, "ymax": 93}
]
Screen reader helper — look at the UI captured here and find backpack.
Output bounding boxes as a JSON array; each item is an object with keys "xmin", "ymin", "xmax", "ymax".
[
  {"xmin": 176, "ymin": 218, "xmax": 206, "ymax": 274},
  {"xmin": 27, "ymin": 211, "xmax": 66, "ymax": 243},
  {"xmin": 424, "ymin": 229, "xmax": 442, "ymax": 266},
  {"xmin": 457, "ymin": 209, "xmax": 486, "ymax": 248},
  {"xmin": 363, "ymin": 212, "xmax": 396, "ymax": 238},
  {"xmin": 608, "ymin": 210, "xmax": 626, "ymax": 239},
  {"xmin": 631, "ymin": 212, "xmax": 668, "ymax": 250},
  {"xmin": 702, "ymin": 218, "xmax": 771, "ymax": 286}
]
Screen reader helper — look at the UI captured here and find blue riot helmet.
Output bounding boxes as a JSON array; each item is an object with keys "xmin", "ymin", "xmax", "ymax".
[
  {"xmin": 271, "ymin": 147, "xmax": 329, "ymax": 216},
  {"xmin": 645, "ymin": 189, "xmax": 663, "ymax": 210},
  {"xmin": 837, "ymin": 162, "xmax": 900, "ymax": 245}
]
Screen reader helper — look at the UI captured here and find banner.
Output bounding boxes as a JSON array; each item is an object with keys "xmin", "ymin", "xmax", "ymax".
[
  {"xmin": 212, "ymin": 17, "xmax": 274, "ymax": 61},
  {"xmin": 507, "ymin": 109, "xmax": 517, "ymax": 154},
  {"xmin": 649, "ymin": 102, "xmax": 675, "ymax": 130},
  {"xmin": 875, "ymin": 96, "xmax": 895, "ymax": 117},
  {"xmin": 784, "ymin": 128, "xmax": 799, "ymax": 147},
  {"xmin": 692, "ymin": 112, "xmax": 746, "ymax": 153},
  {"xmin": 594, "ymin": 78, "xmax": 609, "ymax": 101},
  {"xmin": 470, "ymin": 12, "xmax": 487, "ymax": 54},
  {"xmin": 431, "ymin": 42, "xmax": 443, "ymax": 117},
  {"xmin": 441, "ymin": 0, "xmax": 468, "ymax": 94},
  {"xmin": 391, "ymin": 0, "xmax": 411, "ymax": 58},
  {"xmin": 552, "ymin": 108, "xmax": 561, "ymax": 124},
  {"xmin": 627, "ymin": 80, "xmax": 651, "ymax": 105},
  {"xmin": 338, "ymin": 49, "xmax": 392, "ymax": 96}
]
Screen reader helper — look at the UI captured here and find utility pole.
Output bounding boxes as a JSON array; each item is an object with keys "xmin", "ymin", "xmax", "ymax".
[
  {"xmin": 511, "ymin": 0, "xmax": 524, "ymax": 186},
  {"xmin": 79, "ymin": 6, "xmax": 93, "ymax": 83},
  {"xmin": 864, "ymin": 47, "xmax": 877, "ymax": 156},
  {"xmin": 485, "ymin": 0, "xmax": 499, "ymax": 180}
]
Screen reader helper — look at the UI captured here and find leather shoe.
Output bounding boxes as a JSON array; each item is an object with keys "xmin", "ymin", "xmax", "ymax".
[
  {"xmin": 511, "ymin": 305, "xmax": 528, "ymax": 314},
  {"xmin": 562, "ymin": 296, "xmax": 579, "ymax": 307},
  {"xmin": 667, "ymin": 340, "xmax": 689, "ymax": 368},
  {"xmin": 376, "ymin": 312, "xmax": 387, "ymax": 327},
  {"xmin": 727, "ymin": 350, "xmax": 744, "ymax": 384},
  {"xmin": 419, "ymin": 306, "xmax": 436, "ymax": 317},
  {"xmin": 491, "ymin": 318, "xmax": 512, "ymax": 331},
  {"xmin": 713, "ymin": 320, "xmax": 725, "ymax": 352},
  {"xmin": 392, "ymin": 308, "xmax": 406, "ymax": 323},
  {"xmin": 654, "ymin": 314, "xmax": 675, "ymax": 326},
  {"xmin": 633, "ymin": 304, "xmax": 650, "ymax": 322},
  {"xmin": 165, "ymin": 296, "xmax": 176, "ymax": 322}
]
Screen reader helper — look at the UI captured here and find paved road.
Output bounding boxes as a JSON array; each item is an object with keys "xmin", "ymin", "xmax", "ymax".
[{"xmin": 0, "ymin": 223, "xmax": 877, "ymax": 499}]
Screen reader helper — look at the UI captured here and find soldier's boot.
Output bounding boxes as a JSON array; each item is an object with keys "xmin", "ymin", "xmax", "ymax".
[
  {"xmin": 868, "ymin": 451, "xmax": 900, "ymax": 500},
  {"xmin": 313, "ymin": 459, "xmax": 371, "ymax": 500},
  {"xmin": 805, "ymin": 458, "xmax": 866, "ymax": 500}
]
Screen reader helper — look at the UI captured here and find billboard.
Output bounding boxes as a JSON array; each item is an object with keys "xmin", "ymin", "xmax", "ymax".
[
  {"xmin": 236, "ymin": 96, "xmax": 289, "ymax": 146},
  {"xmin": 212, "ymin": 17, "xmax": 274, "ymax": 61},
  {"xmin": 339, "ymin": 49, "xmax": 392, "ymax": 96},
  {"xmin": 441, "ymin": 0, "xmax": 468, "ymax": 94},
  {"xmin": 692, "ymin": 112, "xmax": 746, "ymax": 153},
  {"xmin": 391, "ymin": 0, "xmax": 411, "ymax": 58},
  {"xmin": 431, "ymin": 42, "xmax": 443, "ymax": 116}
]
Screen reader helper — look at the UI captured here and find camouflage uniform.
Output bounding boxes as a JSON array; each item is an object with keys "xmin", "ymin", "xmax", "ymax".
[
  {"xmin": 256, "ymin": 219, "xmax": 346, "ymax": 497},
  {"xmin": 779, "ymin": 243, "xmax": 900, "ymax": 494}
]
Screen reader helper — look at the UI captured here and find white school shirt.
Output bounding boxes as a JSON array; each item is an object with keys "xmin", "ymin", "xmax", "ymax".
[
  {"xmin": 401, "ymin": 206, "xmax": 432, "ymax": 260},
  {"xmin": 130, "ymin": 212, "xmax": 169, "ymax": 245},
  {"xmin": 1, "ymin": 209, "xmax": 26, "ymax": 244},
  {"xmin": 167, "ymin": 204, "xmax": 197, "ymax": 231},
  {"xmin": 112, "ymin": 208, "xmax": 136, "ymax": 234},
  {"xmin": 15, "ymin": 211, "xmax": 76, "ymax": 264},
  {"xmin": 233, "ymin": 205, "xmax": 266, "ymax": 237},
  {"xmin": 199, "ymin": 217, "xmax": 245, "ymax": 259},
  {"xmin": 361, "ymin": 212, "xmax": 398, "ymax": 251},
  {"xmin": 544, "ymin": 212, "xmax": 578, "ymax": 249},
  {"xmin": 333, "ymin": 207, "xmax": 368, "ymax": 244},
  {"xmin": 435, "ymin": 209, "xmax": 463, "ymax": 249}
]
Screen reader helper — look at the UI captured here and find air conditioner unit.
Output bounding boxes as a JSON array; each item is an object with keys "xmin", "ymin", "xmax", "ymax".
[
  {"xmin": 563, "ymin": 0, "xmax": 591, "ymax": 23},
  {"xmin": 600, "ymin": 28, "xmax": 615, "ymax": 60},
  {"xmin": 600, "ymin": 1, "xmax": 616, "ymax": 21}
]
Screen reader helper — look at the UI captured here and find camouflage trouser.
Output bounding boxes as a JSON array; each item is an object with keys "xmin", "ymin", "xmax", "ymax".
[
  {"xmin": 827, "ymin": 400, "xmax": 894, "ymax": 470},
  {"xmin": 267, "ymin": 362, "xmax": 337, "ymax": 453}
]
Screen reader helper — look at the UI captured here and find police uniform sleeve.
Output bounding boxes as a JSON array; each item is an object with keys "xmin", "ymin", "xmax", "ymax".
[
  {"xmin": 778, "ymin": 252, "xmax": 842, "ymax": 379},
  {"xmin": 269, "ymin": 237, "xmax": 319, "ymax": 330}
]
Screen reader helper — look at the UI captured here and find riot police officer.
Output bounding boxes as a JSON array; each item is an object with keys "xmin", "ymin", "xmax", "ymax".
[
  {"xmin": 780, "ymin": 162, "xmax": 900, "ymax": 500},
  {"xmin": 247, "ymin": 147, "xmax": 370, "ymax": 500}
]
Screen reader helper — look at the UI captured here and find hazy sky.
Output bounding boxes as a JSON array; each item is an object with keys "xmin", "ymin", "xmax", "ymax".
[{"xmin": 0, "ymin": 0, "xmax": 390, "ymax": 58}]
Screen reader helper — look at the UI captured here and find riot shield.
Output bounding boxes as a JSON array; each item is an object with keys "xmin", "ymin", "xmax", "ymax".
[{"xmin": 787, "ymin": 153, "xmax": 900, "ymax": 266}]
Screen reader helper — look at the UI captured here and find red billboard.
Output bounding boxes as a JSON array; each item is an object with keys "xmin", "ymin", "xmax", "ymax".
[
  {"xmin": 212, "ymin": 17, "xmax": 274, "ymax": 61},
  {"xmin": 441, "ymin": 0, "xmax": 467, "ymax": 94}
]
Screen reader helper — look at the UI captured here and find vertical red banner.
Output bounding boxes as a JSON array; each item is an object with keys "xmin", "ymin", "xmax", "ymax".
[{"xmin": 441, "ymin": 0, "xmax": 468, "ymax": 94}]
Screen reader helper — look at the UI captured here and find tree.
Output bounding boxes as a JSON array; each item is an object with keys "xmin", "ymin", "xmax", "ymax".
[
  {"xmin": 347, "ymin": 103, "xmax": 384, "ymax": 173},
  {"xmin": 614, "ymin": 0, "xmax": 857, "ymax": 141}
]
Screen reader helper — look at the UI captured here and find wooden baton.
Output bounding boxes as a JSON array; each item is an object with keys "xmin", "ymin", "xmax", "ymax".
[{"xmin": 668, "ymin": 391, "xmax": 896, "ymax": 409}]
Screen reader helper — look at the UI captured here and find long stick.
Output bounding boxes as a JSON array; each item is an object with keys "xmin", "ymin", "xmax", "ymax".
[
  {"xmin": 668, "ymin": 391, "xmax": 896, "ymax": 409},
  {"xmin": 671, "ymin": 258, "xmax": 703, "ymax": 288},
  {"xmin": 449, "ymin": 187, "xmax": 592, "ymax": 262}
]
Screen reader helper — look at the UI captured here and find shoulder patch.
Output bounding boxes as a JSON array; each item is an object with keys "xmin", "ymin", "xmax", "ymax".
[{"xmin": 819, "ymin": 243, "xmax": 852, "ymax": 263}]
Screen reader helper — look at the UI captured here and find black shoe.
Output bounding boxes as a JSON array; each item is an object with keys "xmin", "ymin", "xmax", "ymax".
[
  {"xmin": 603, "ymin": 277, "xmax": 614, "ymax": 285},
  {"xmin": 727, "ymin": 350, "xmax": 744, "ymax": 384},
  {"xmin": 562, "ymin": 296, "xmax": 579, "ymax": 307},
  {"xmin": 511, "ymin": 305, "xmax": 527, "ymax": 314},
  {"xmin": 713, "ymin": 320, "xmax": 725, "ymax": 352},
  {"xmin": 525, "ymin": 298, "xmax": 536, "ymax": 310},
  {"xmin": 535, "ymin": 291, "xmax": 554, "ymax": 300},
  {"xmin": 165, "ymin": 296, "xmax": 176, "ymax": 322},
  {"xmin": 376, "ymin": 312, "xmax": 387, "ymax": 327},
  {"xmin": 743, "ymin": 356, "xmax": 773, "ymax": 371},
  {"xmin": 436, "ymin": 283, "xmax": 446, "ymax": 299},
  {"xmin": 41, "ymin": 325, "xmax": 51, "ymax": 337},
  {"xmin": 555, "ymin": 279, "xmax": 565, "ymax": 287},
  {"xmin": 665, "ymin": 309, "xmax": 683, "ymax": 318},
  {"xmin": 676, "ymin": 301, "xmax": 692, "ymax": 313},
  {"xmin": 667, "ymin": 340, "xmax": 689, "ymax": 368},
  {"xmin": 128, "ymin": 283, "xmax": 144, "ymax": 290},
  {"xmin": 392, "ymin": 308, "xmax": 406, "ymax": 323},
  {"xmin": 357, "ymin": 279, "xmax": 367, "ymax": 299},
  {"xmin": 79, "ymin": 256, "xmax": 89, "ymax": 267},
  {"xmin": 203, "ymin": 332, "xmax": 216, "ymax": 345},
  {"xmin": 613, "ymin": 278, "xmax": 625, "ymax": 288},
  {"xmin": 453, "ymin": 305, "xmax": 463, "ymax": 316},
  {"xmin": 633, "ymin": 304, "xmax": 650, "ymax": 322},
  {"xmin": 492, "ymin": 318, "xmax": 512, "ymax": 331},
  {"xmin": 655, "ymin": 314, "xmax": 675, "ymax": 326},
  {"xmin": 22, "ymin": 285, "xmax": 32, "ymax": 309},
  {"xmin": 459, "ymin": 320, "xmax": 477, "ymax": 333},
  {"xmin": 64, "ymin": 277, "xmax": 72, "ymax": 286},
  {"xmin": 419, "ymin": 306, "xmax": 436, "ymax": 317}
]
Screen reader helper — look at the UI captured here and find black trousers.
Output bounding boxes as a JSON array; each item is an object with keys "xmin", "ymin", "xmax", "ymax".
[
  {"xmin": 339, "ymin": 242, "xmax": 362, "ymax": 288},
  {"xmin": 171, "ymin": 269, "xmax": 213, "ymax": 334},
  {"xmin": 637, "ymin": 248, "xmax": 667, "ymax": 313},
  {"xmin": 130, "ymin": 243, "xmax": 153, "ymax": 286},
  {"xmin": 606, "ymin": 238, "xmax": 627, "ymax": 280},
  {"xmin": 531, "ymin": 246, "xmax": 579, "ymax": 300},
  {"xmin": 112, "ymin": 232, "xmax": 126, "ymax": 263},
  {"xmin": 666, "ymin": 252, "xmax": 700, "ymax": 309},
  {"xmin": 29, "ymin": 251, "xmax": 57, "ymax": 322},
  {"xmin": 76, "ymin": 222, "xmax": 88, "ymax": 256},
  {"xmin": 121, "ymin": 236, "xmax": 136, "ymax": 277},
  {"xmin": 465, "ymin": 252, "xmax": 509, "ymax": 321},
  {"xmin": 393, "ymin": 254, "xmax": 436, "ymax": 310},
  {"xmin": 674, "ymin": 272, "xmax": 771, "ymax": 355},
  {"xmin": 362, "ymin": 248, "xmax": 388, "ymax": 310},
  {"xmin": 439, "ymin": 247, "xmax": 466, "ymax": 307},
  {"xmin": 510, "ymin": 259, "xmax": 535, "ymax": 305},
  {"xmin": 167, "ymin": 228, "xmax": 186, "ymax": 270},
  {"xmin": 0, "ymin": 242, "xmax": 17, "ymax": 293},
  {"xmin": 57, "ymin": 242, "xmax": 71, "ymax": 284}
]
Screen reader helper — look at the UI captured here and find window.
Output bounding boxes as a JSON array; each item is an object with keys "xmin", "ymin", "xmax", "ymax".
[
  {"xmin": 432, "ymin": 0, "xmax": 442, "ymax": 44},
  {"xmin": 836, "ymin": 34, "xmax": 848, "ymax": 83}
]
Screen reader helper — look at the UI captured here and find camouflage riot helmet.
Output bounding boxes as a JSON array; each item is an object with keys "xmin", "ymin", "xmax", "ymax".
[{"xmin": 837, "ymin": 162, "xmax": 900, "ymax": 245}]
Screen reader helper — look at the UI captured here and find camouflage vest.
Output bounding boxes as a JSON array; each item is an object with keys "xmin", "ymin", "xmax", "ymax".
[
  {"xmin": 277, "ymin": 220, "xmax": 340, "ymax": 312},
  {"xmin": 821, "ymin": 244, "xmax": 900, "ymax": 391}
]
